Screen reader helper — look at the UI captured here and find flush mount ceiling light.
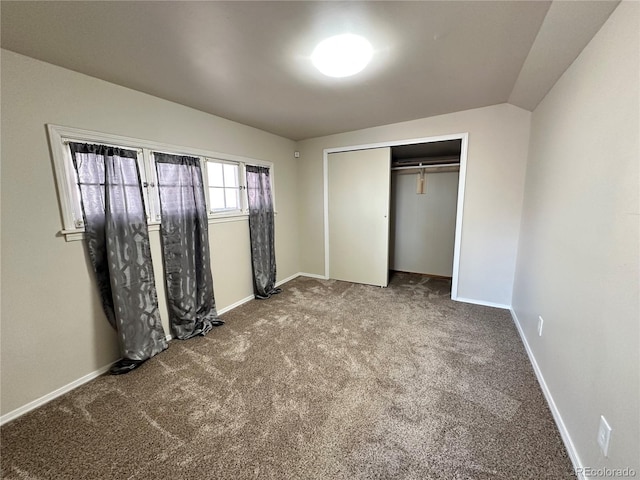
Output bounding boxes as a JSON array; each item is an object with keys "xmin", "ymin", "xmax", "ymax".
[{"xmin": 311, "ymin": 34, "xmax": 373, "ymax": 78}]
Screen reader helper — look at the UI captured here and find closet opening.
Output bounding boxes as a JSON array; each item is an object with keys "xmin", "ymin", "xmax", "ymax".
[
  {"xmin": 389, "ymin": 139, "xmax": 461, "ymax": 283},
  {"xmin": 323, "ymin": 132, "xmax": 468, "ymax": 299}
]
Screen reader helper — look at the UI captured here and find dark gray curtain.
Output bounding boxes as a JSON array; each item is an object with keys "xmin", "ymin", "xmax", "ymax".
[
  {"xmin": 246, "ymin": 165, "xmax": 281, "ymax": 299},
  {"xmin": 154, "ymin": 153, "xmax": 223, "ymax": 340},
  {"xmin": 70, "ymin": 143, "xmax": 168, "ymax": 366}
]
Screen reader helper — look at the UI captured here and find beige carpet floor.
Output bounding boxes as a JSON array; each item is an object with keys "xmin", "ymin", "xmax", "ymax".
[{"xmin": 1, "ymin": 273, "xmax": 575, "ymax": 479}]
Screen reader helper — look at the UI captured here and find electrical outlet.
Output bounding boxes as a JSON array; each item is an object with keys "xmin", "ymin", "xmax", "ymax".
[
  {"xmin": 597, "ymin": 415, "xmax": 612, "ymax": 457},
  {"xmin": 537, "ymin": 316, "xmax": 544, "ymax": 336}
]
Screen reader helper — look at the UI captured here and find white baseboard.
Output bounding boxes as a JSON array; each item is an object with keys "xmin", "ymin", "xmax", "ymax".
[
  {"xmin": 217, "ymin": 294, "xmax": 255, "ymax": 315},
  {"xmin": 2, "ymin": 285, "xmax": 269, "ymax": 425},
  {"xmin": 277, "ymin": 271, "xmax": 329, "ymax": 285},
  {"xmin": 218, "ymin": 271, "xmax": 322, "ymax": 314},
  {"xmin": 276, "ymin": 272, "xmax": 301, "ymax": 287},
  {"xmin": 2, "ymin": 272, "xmax": 315, "ymax": 425},
  {"xmin": 217, "ymin": 272, "xmax": 302, "ymax": 317},
  {"xmin": 453, "ymin": 296, "xmax": 510, "ymax": 310},
  {"xmin": 298, "ymin": 272, "xmax": 329, "ymax": 280},
  {"xmin": 0, "ymin": 363, "xmax": 113, "ymax": 426},
  {"xmin": 509, "ymin": 308, "xmax": 584, "ymax": 480}
]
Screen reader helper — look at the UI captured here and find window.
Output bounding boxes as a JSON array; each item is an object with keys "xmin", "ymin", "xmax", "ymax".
[
  {"xmin": 205, "ymin": 160, "xmax": 244, "ymax": 214},
  {"xmin": 48, "ymin": 124, "xmax": 274, "ymax": 241},
  {"xmin": 58, "ymin": 141, "xmax": 149, "ymax": 231}
]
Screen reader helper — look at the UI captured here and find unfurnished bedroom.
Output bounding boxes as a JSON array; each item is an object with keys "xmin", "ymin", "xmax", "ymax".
[{"xmin": 1, "ymin": 1, "xmax": 638, "ymax": 479}]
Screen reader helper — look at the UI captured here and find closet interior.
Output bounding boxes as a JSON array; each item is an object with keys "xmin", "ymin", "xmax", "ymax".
[{"xmin": 389, "ymin": 139, "xmax": 461, "ymax": 278}]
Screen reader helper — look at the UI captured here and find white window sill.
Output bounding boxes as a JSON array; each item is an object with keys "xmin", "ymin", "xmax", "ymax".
[
  {"xmin": 208, "ymin": 211, "xmax": 248, "ymax": 222},
  {"xmin": 60, "ymin": 213, "xmax": 261, "ymax": 241},
  {"xmin": 60, "ymin": 229, "xmax": 86, "ymax": 242}
]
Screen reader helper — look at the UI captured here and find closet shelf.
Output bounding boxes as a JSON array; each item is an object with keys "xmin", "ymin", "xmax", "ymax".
[{"xmin": 392, "ymin": 163, "xmax": 460, "ymax": 174}]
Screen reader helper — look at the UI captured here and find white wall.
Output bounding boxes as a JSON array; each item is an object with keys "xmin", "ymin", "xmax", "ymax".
[
  {"xmin": 297, "ymin": 103, "xmax": 531, "ymax": 306},
  {"xmin": 391, "ymin": 171, "xmax": 459, "ymax": 277},
  {"xmin": 512, "ymin": 1, "xmax": 639, "ymax": 474},
  {"xmin": 0, "ymin": 50, "xmax": 299, "ymax": 417}
]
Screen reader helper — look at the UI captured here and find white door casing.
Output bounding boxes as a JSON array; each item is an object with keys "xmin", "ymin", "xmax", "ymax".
[{"xmin": 322, "ymin": 133, "xmax": 468, "ymax": 298}]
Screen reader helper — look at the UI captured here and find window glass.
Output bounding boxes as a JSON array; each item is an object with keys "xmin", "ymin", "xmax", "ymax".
[
  {"xmin": 210, "ymin": 188, "xmax": 225, "ymax": 210},
  {"xmin": 208, "ymin": 162, "xmax": 223, "ymax": 187},
  {"xmin": 225, "ymin": 188, "xmax": 239, "ymax": 210},
  {"xmin": 206, "ymin": 160, "xmax": 242, "ymax": 212},
  {"xmin": 224, "ymin": 163, "xmax": 238, "ymax": 187}
]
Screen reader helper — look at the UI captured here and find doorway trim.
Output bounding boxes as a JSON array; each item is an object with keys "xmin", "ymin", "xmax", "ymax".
[{"xmin": 323, "ymin": 132, "xmax": 469, "ymax": 299}]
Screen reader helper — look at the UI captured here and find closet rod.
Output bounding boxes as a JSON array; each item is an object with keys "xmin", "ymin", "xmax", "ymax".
[{"xmin": 391, "ymin": 163, "xmax": 460, "ymax": 171}]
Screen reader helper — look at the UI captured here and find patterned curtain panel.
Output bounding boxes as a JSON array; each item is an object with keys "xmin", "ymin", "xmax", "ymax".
[
  {"xmin": 246, "ymin": 165, "xmax": 281, "ymax": 299},
  {"xmin": 154, "ymin": 153, "xmax": 223, "ymax": 340},
  {"xmin": 69, "ymin": 143, "xmax": 168, "ymax": 372}
]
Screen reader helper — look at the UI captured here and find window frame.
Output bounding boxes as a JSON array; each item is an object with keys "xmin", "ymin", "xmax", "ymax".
[
  {"xmin": 203, "ymin": 158, "xmax": 247, "ymax": 217},
  {"xmin": 48, "ymin": 124, "xmax": 275, "ymax": 241}
]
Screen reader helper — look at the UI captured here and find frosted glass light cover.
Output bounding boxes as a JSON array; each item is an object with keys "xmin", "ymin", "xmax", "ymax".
[{"xmin": 311, "ymin": 34, "xmax": 373, "ymax": 78}]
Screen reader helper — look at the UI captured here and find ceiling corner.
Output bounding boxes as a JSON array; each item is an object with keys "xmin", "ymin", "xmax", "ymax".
[{"xmin": 508, "ymin": 0, "xmax": 620, "ymax": 112}]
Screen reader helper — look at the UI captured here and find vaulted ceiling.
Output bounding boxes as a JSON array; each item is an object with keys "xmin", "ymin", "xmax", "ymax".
[{"xmin": 1, "ymin": 1, "xmax": 619, "ymax": 140}]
